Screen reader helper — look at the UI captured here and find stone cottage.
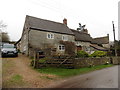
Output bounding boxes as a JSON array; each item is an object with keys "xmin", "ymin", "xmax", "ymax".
[
  {"xmin": 71, "ymin": 29, "xmax": 109, "ymax": 54},
  {"xmin": 71, "ymin": 29, "xmax": 92, "ymax": 54},
  {"xmin": 91, "ymin": 34, "xmax": 110, "ymax": 48},
  {"xmin": 17, "ymin": 15, "xmax": 110, "ymax": 56},
  {"xmin": 18, "ymin": 15, "xmax": 75, "ymax": 56}
]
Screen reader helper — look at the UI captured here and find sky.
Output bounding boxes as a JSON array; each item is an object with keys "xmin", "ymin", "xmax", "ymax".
[{"xmin": 0, "ymin": 0, "xmax": 119, "ymax": 41}]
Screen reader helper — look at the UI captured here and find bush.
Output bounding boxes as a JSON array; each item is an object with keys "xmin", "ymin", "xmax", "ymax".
[
  {"xmin": 38, "ymin": 57, "xmax": 48, "ymax": 63},
  {"xmin": 77, "ymin": 50, "xmax": 89, "ymax": 57},
  {"xmin": 90, "ymin": 51, "xmax": 107, "ymax": 57}
]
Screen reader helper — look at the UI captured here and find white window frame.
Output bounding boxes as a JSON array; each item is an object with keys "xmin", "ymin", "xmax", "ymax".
[
  {"xmin": 58, "ymin": 45, "xmax": 65, "ymax": 51},
  {"xmin": 47, "ymin": 33, "xmax": 54, "ymax": 39},
  {"xmin": 62, "ymin": 35, "xmax": 68, "ymax": 41}
]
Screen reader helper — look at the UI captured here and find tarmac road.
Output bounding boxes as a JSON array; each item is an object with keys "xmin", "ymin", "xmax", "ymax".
[{"xmin": 50, "ymin": 65, "xmax": 119, "ymax": 88}]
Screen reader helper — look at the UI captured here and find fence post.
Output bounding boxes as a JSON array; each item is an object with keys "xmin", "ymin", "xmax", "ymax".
[
  {"xmin": 33, "ymin": 51, "xmax": 36, "ymax": 68},
  {"xmin": 36, "ymin": 52, "xmax": 40, "ymax": 68},
  {"xmin": 33, "ymin": 51, "xmax": 39, "ymax": 68}
]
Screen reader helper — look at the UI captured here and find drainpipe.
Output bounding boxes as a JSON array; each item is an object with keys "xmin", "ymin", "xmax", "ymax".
[{"xmin": 28, "ymin": 28, "xmax": 31, "ymax": 56}]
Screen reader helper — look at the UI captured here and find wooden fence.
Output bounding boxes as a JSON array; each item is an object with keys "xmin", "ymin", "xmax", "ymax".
[{"xmin": 32, "ymin": 51, "xmax": 120, "ymax": 68}]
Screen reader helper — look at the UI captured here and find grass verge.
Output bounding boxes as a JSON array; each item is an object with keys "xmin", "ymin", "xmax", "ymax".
[
  {"xmin": 3, "ymin": 74, "xmax": 25, "ymax": 88},
  {"xmin": 36, "ymin": 64, "xmax": 114, "ymax": 78}
]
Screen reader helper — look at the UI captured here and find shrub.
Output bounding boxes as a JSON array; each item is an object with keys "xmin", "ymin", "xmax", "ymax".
[
  {"xmin": 38, "ymin": 57, "xmax": 48, "ymax": 63},
  {"xmin": 77, "ymin": 50, "xmax": 89, "ymax": 57},
  {"xmin": 59, "ymin": 40, "xmax": 76, "ymax": 55},
  {"xmin": 90, "ymin": 51, "xmax": 107, "ymax": 57}
]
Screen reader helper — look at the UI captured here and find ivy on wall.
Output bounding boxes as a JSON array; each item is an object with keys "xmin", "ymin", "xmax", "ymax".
[{"xmin": 59, "ymin": 40, "xmax": 76, "ymax": 56}]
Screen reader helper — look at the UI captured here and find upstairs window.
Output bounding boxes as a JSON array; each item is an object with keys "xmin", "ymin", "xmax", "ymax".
[
  {"xmin": 62, "ymin": 35, "xmax": 68, "ymax": 41},
  {"xmin": 47, "ymin": 33, "xmax": 54, "ymax": 39}
]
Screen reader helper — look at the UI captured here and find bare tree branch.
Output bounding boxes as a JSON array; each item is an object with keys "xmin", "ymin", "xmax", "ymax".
[{"xmin": 0, "ymin": 20, "xmax": 7, "ymax": 32}]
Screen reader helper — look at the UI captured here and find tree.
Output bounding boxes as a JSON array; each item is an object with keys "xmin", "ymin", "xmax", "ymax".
[
  {"xmin": 116, "ymin": 40, "xmax": 120, "ymax": 56},
  {"xmin": 0, "ymin": 21, "xmax": 10, "ymax": 42},
  {"xmin": 0, "ymin": 21, "xmax": 7, "ymax": 32},
  {"xmin": 1, "ymin": 32, "xmax": 10, "ymax": 42},
  {"xmin": 110, "ymin": 40, "xmax": 120, "ymax": 56}
]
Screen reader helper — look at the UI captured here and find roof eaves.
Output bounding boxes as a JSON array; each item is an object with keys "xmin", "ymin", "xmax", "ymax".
[{"xmin": 30, "ymin": 27, "xmax": 75, "ymax": 36}]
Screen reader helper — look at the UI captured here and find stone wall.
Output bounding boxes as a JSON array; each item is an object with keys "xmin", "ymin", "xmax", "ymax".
[
  {"xmin": 29, "ymin": 29, "xmax": 75, "ymax": 56},
  {"xmin": 35, "ymin": 57, "xmax": 120, "ymax": 69},
  {"xmin": 74, "ymin": 57, "xmax": 111, "ymax": 68},
  {"xmin": 111, "ymin": 57, "xmax": 120, "ymax": 65},
  {"xmin": 74, "ymin": 57, "xmax": 120, "ymax": 68}
]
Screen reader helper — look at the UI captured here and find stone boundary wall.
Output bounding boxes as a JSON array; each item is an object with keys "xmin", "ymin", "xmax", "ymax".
[
  {"xmin": 34, "ymin": 57, "xmax": 120, "ymax": 68},
  {"xmin": 74, "ymin": 57, "xmax": 111, "ymax": 68},
  {"xmin": 74, "ymin": 57, "xmax": 120, "ymax": 68},
  {"xmin": 111, "ymin": 57, "xmax": 120, "ymax": 65}
]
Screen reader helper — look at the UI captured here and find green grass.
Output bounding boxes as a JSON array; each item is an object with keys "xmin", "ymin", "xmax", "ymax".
[
  {"xmin": 36, "ymin": 64, "xmax": 114, "ymax": 78},
  {"xmin": 11, "ymin": 74, "xmax": 22, "ymax": 81},
  {"xmin": 3, "ymin": 74, "xmax": 25, "ymax": 87},
  {"xmin": 40, "ymin": 76, "xmax": 55, "ymax": 80}
]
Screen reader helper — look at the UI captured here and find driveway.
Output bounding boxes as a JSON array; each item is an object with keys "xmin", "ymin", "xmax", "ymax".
[
  {"xmin": 50, "ymin": 65, "xmax": 119, "ymax": 88},
  {"xmin": 2, "ymin": 54, "xmax": 60, "ymax": 88}
]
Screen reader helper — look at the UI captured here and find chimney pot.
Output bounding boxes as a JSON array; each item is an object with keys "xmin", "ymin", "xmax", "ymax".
[{"xmin": 63, "ymin": 18, "xmax": 67, "ymax": 25}]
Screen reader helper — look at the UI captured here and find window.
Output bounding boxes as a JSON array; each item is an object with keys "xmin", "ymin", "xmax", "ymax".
[
  {"xmin": 62, "ymin": 35, "xmax": 68, "ymax": 41},
  {"xmin": 47, "ymin": 33, "xmax": 54, "ymax": 39},
  {"xmin": 59, "ymin": 45, "xmax": 65, "ymax": 51}
]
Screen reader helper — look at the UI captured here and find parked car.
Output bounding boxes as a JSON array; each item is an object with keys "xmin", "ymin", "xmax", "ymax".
[{"xmin": 1, "ymin": 44, "xmax": 18, "ymax": 57}]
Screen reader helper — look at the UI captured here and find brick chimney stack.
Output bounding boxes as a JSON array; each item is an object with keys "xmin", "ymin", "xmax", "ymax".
[
  {"xmin": 81, "ymin": 29, "xmax": 88, "ymax": 34},
  {"xmin": 63, "ymin": 18, "xmax": 67, "ymax": 25}
]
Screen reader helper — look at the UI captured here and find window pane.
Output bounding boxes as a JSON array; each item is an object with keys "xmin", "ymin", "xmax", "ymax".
[
  {"xmin": 62, "ymin": 45, "xmax": 65, "ymax": 50},
  {"xmin": 59, "ymin": 46, "xmax": 61, "ymax": 50},
  {"xmin": 48, "ymin": 34, "xmax": 50, "ymax": 38},
  {"xmin": 51, "ymin": 34, "xmax": 54, "ymax": 39}
]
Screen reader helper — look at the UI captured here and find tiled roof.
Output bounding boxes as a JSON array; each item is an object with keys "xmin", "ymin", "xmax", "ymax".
[
  {"xmin": 71, "ymin": 29, "xmax": 92, "ymax": 42},
  {"xmin": 91, "ymin": 36, "xmax": 109, "ymax": 44},
  {"xmin": 25, "ymin": 15, "xmax": 74, "ymax": 35},
  {"xmin": 90, "ymin": 44, "xmax": 109, "ymax": 51}
]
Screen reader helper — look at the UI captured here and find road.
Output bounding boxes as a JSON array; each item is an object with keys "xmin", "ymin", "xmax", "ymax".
[{"xmin": 50, "ymin": 65, "xmax": 119, "ymax": 88}]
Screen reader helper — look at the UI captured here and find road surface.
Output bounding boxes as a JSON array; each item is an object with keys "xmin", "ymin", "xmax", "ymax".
[{"xmin": 49, "ymin": 65, "xmax": 119, "ymax": 88}]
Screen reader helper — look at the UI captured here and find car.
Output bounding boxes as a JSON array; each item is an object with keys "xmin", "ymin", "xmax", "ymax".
[{"xmin": 1, "ymin": 43, "xmax": 18, "ymax": 57}]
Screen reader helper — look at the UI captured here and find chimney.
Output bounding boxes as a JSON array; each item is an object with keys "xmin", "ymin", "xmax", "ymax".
[
  {"xmin": 63, "ymin": 18, "xmax": 67, "ymax": 25},
  {"xmin": 82, "ymin": 29, "xmax": 88, "ymax": 34}
]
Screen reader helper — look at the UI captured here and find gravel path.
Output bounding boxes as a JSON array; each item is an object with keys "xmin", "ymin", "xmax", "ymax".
[{"xmin": 2, "ymin": 54, "xmax": 60, "ymax": 88}]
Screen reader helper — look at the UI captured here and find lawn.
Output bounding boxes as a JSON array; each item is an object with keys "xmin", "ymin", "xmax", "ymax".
[{"xmin": 36, "ymin": 64, "xmax": 114, "ymax": 78}]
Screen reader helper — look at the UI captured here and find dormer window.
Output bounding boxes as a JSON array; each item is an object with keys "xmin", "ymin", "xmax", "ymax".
[{"xmin": 47, "ymin": 33, "xmax": 54, "ymax": 39}]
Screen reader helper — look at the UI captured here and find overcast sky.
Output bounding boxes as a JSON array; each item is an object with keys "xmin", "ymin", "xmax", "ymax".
[{"xmin": 0, "ymin": 0, "xmax": 119, "ymax": 41}]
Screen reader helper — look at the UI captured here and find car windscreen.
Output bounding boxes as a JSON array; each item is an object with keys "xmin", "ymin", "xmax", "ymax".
[{"xmin": 3, "ymin": 44, "xmax": 15, "ymax": 48}]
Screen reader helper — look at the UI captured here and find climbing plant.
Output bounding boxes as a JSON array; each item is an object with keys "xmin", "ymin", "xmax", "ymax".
[{"xmin": 59, "ymin": 40, "xmax": 76, "ymax": 56}]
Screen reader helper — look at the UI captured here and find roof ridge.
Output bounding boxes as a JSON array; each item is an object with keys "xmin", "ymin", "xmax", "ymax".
[
  {"xmin": 71, "ymin": 29, "xmax": 90, "ymax": 35},
  {"xmin": 26, "ymin": 15, "xmax": 64, "ymax": 25},
  {"xmin": 25, "ymin": 15, "xmax": 74, "ymax": 35},
  {"xmin": 94, "ymin": 36, "xmax": 108, "ymax": 39}
]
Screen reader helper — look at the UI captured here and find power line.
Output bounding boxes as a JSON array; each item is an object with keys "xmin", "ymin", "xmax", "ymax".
[{"xmin": 27, "ymin": 0, "xmax": 81, "ymax": 24}]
